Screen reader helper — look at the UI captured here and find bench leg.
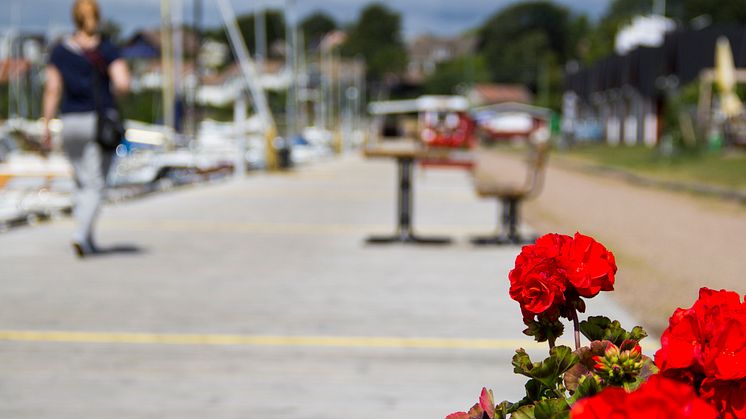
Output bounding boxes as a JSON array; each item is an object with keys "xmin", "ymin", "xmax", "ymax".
[
  {"xmin": 504, "ymin": 199, "xmax": 519, "ymax": 242},
  {"xmin": 471, "ymin": 198, "xmax": 537, "ymax": 246}
]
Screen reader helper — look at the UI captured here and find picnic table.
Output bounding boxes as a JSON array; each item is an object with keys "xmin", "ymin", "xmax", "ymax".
[{"xmin": 363, "ymin": 139, "xmax": 454, "ymax": 245}]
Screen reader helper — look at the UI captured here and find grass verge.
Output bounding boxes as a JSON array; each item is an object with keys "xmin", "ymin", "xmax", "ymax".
[{"xmin": 555, "ymin": 144, "xmax": 746, "ymax": 193}]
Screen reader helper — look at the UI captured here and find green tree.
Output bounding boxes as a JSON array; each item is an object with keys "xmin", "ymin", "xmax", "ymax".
[
  {"xmin": 566, "ymin": 14, "xmax": 593, "ymax": 63},
  {"xmin": 300, "ymin": 11, "xmax": 337, "ymax": 47},
  {"xmin": 342, "ymin": 3, "xmax": 407, "ymax": 82},
  {"xmin": 120, "ymin": 90, "xmax": 162, "ymax": 124},
  {"xmin": 424, "ymin": 55, "xmax": 491, "ymax": 95},
  {"xmin": 478, "ymin": 1, "xmax": 571, "ymax": 86},
  {"xmin": 204, "ymin": 10, "xmax": 286, "ymax": 58},
  {"xmin": 681, "ymin": 0, "xmax": 746, "ymax": 23},
  {"xmin": 476, "ymin": 1, "xmax": 572, "ymax": 109},
  {"xmin": 100, "ymin": 19, "xmax": 122, "ymax": 45},
  {"xmin": 606, "ymin": 0, "xmax": 654, "ymax": 20}
]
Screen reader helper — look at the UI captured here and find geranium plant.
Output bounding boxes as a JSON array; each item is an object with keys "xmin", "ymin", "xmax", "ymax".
[
  {"xmin": 570, "ymin": 375, "xmax": 719, "ymax": 418},
  {"xmin": 655, "ymin": 288, "xmax": 746, "ymax": 419},
  {"xmin": 447, "ymin": 233, "xmax": 742, "ymax": 419}
]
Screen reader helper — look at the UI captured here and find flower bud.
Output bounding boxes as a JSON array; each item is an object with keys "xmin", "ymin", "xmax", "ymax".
[{"xmin": 593, "ymin": 341, "xmax": 644, "ymax": 386}]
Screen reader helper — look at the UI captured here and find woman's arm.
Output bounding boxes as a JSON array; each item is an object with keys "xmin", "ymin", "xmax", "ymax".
[
  {"xmin": 42, "ymin": 64, "xmax": 63, "ymax": 150},
  {"xmin": 108, "ymin": 58, "xmax": 131, "ymax": 96}
]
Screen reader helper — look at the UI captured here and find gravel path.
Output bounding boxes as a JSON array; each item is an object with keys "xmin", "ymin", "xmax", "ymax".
[{"xmin": 509, "ymin": 152, "xmax": 746, "ymax": 335}]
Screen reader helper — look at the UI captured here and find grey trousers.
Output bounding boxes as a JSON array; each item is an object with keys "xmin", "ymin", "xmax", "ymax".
[{"xmin": 61, "ymin": 112, "xmax": 114, "ymax": 245}]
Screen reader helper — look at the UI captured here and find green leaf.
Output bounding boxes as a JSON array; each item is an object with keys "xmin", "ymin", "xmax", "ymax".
[
  {"xmin": 511, "ymin": 384, "xmax": 539, "ymax": 413},
  {"xmin": 623, "ymin": 357, "xmax": 659, "ymax": 392},
  {"xmin": 523, "ymin": 318, "xmax": 565, "ymax": 343},
  {"xmin": 534, "ymin": 399, "xmax": 570, "ymax": 419},
  {"xmin": 513, "ymin": 378, "xmax": 559, "ymax": 408},
  {"xmin": 568, "ymin": 374, "xmax": 603, "ymax": 404},
  {"xmin": 606, "ymin": 326, "xmax": 629, "ymax": 346},
  {"xmin": 525, "ymin": 379, "xmax": 552, "ymax": 401},
  {"xmin": 495, "ymin": 401, "xmax": 512, "ymax": 419},
  {"xmin": 579, "ymin": 316, "xmax": 648, "ymax": 346},
  {"xmin": 578, "ymin": 316, "xmax": 611, "ymax": 342},
  {"xmin": 512, "ymin": 346, "xmax": 579, "ymax": 390},
  {"xmin": 511, "ymin": 405, "xmax": 537, "ymax": 419},
  {"xmin": 629, "ymin": 326, "xmax": 648, "ymax": 342},
  {"xmin": 551, "ymin": 346, "xmax": 580, "ymax": 376},
  {"xmin": 512, "ymin": 349, "xmax": 534, "ymax": 376}
]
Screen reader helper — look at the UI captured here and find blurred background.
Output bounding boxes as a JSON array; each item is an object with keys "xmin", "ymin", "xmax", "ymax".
[{"xmin": 0, "ymin": 0, "xmax": 744, "ymax": 417}]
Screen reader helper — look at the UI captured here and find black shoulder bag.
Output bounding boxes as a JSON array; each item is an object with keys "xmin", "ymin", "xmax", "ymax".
[{"xmin": 84, "ymin": 49, "xmax": 125, "ymax": 150}]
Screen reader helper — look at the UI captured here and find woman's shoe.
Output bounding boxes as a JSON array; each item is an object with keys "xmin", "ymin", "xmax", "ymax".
[
  {"xmin": 72, "ymin": 241, "xmax": 93, "ymax": 258},
  {"xmin": 72, "ymin": 242, "xmax": 85, "ymax": 258}
]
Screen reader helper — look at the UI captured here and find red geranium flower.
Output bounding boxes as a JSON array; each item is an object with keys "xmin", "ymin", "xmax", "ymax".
[
  {"xmin": 700, "ymin": 377, "xmax": 746, "ymax": 419},
  {"xmin": 656, "ymin": 288, "xmax": 746, "ymax": 379},
  {"xmin": 509, "ymin": 233, "xmax": 616, "ymax": 319},
  {"xmin": 509, "ymin": 258, "xmax": 567, "ymax": 316},
  {"xmin": 655, "ymin": 287, "xmax": 746, "ymax": 418},
  {"xmin": 509, "ymin": 234, "xmax": 570, "ymax": 317},
  {"xmin": 654, "ymin": 306, "xmax": 704, "ymax": 375},
  {"xmin": 561, "ymin": 233, "xmax": 616, "ymax": 298},
  {"xmin": 570, "ymin": 375, "xmax": 718, "ymax": 418},
  {"xmin": 702, "ymin": 303, "xmax": 746, "ymax": 381}
]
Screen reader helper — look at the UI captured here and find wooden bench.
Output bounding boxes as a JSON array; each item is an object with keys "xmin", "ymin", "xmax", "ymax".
[{"xmin": 471, "ymin": 141, "xmax": 550, "ymax": 245}]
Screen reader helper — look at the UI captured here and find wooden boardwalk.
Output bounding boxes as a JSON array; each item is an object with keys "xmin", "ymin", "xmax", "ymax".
[{"xmin": 0, "ymin": 155, "xmax": 639, "ymax": 418}]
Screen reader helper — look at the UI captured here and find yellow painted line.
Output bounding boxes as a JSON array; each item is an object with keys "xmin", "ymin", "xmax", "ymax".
[
  {"xmin": 203, "ymin": 186, "xmax": 474, "ymax": 203},
  {"xmin": 211, "ymin": 188, "xmax": 392, "ymax": 201},
  {"xmin": 99, "ymin": 220, "xmax": 389, "ymax": 235},
  {"xmin": 93, "ymin": 219, "xmax": 487, "ymax": 237},
  {"xmin": 0, "ymin": 330, "xmax": 546, "ymax": 350}
]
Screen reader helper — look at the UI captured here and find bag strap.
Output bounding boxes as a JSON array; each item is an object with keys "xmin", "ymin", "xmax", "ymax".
[
  {"xmin": 82, "ymin": 50, "xmax": 106, "ymax": 115},
  {"xmin": 67, "ymin": 37, "xmax": 118, "ymax": 116}
]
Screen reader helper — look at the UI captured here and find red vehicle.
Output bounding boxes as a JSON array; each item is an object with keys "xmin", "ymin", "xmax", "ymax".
[{"xmin": 418, "ymin": 96, "xmax": 476, "ymax": 148}]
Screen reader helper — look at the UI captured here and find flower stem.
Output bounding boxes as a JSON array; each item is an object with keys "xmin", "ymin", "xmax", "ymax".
[
  {"xmin": 570, "ymin": 309, "xmax": 581, "ymax": 350},
  {"xmin": 548, "ymin": 337, "xmax": 556, "ymax": 350}
]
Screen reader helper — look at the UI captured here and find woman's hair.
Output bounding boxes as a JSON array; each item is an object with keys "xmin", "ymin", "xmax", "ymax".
[{"xmin": 72, "ymin": 0, "xmax": 100, "ymax": 32}]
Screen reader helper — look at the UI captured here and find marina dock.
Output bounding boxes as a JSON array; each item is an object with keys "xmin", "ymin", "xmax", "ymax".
[{"xmin": 0, "ymin": 154, "xmax": 638, "ymax": 418}]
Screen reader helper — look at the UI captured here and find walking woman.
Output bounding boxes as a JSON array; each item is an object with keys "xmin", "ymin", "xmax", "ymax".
[{"xmin": 42, "ymin": 0, "xmax": 130, "ymax": 257}]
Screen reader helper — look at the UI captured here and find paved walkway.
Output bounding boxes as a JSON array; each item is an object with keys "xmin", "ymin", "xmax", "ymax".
[{"xmin": 0, "ymin": 155, "xmax": 638, "ymax": 418}]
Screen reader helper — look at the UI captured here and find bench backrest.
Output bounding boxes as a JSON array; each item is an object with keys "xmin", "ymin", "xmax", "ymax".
[{"xmin": 473, "ymin": 140, "xmax": 551, "ymax": 199}]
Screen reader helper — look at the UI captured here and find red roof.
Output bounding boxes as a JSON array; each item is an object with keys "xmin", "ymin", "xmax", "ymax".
[{"xmin": 469, "ymin": 83, "xmax": 533, "ymax": 105}]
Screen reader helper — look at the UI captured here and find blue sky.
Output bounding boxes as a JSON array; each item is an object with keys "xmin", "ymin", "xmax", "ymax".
[{"xmin": 1, "ymin": 0, "xmax": 613, "ymax": 39}]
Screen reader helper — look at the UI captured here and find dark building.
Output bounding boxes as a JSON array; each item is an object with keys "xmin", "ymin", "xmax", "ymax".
[{"xmin": 563, "ymin": 25, "xmax": 746, "ymax": 146}]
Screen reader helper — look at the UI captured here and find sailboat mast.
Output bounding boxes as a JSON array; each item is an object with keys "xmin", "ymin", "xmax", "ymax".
[
  {"xmin": 190, "ymin": 0, "xmax": 203, "ymax": 138},
  {"xmin": 285, "ymin": 0, "xmax": 298, "ymax": 142},
  {"xmin": 255, "ymin": 2, "xmax": 266, "ymax": 68},
  {"xmin": 173, "ymin": 0, "xmax": 184, "ymax": 117},
  {"xmin": 216, "ymin": 0, "xmax": 278, "ymax": 170},
  {"xmin": 160, "ymin": 0, "xmax": 176, "ymax": 147}
]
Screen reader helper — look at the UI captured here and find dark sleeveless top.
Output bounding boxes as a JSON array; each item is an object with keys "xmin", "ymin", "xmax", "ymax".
[{"xmin": 48, "ymin": 38, "xmax": 121, "ymax": 114}]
